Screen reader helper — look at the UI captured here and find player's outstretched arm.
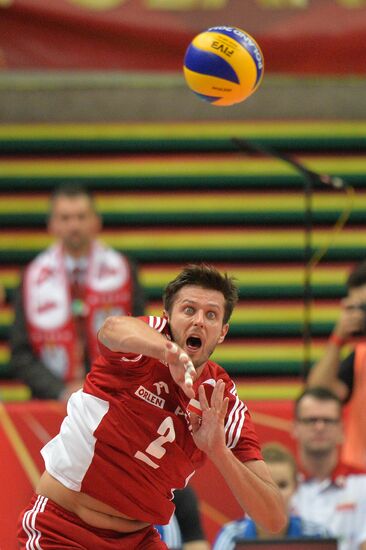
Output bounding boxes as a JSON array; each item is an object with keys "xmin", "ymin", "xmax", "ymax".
[
  {"xmin": 98, "ymin": 316, "xmax": 196, "ymax": 398},
  {"xmin": 191, "ymin": 381, "xmax": 286, "ymax": 534}
]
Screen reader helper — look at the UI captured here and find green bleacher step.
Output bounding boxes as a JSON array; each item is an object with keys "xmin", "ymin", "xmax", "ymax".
[
  {"xmin": 0, "ymin": 155, "xmax": 365, "ymax": 191},
  {"xmin": 0, "ymin": 121, "xmax": 365, "ymax": 154},
  {"xmin": 0, "ymin": 338, "xmax": 344, "ymax": 379},
  {"xmin": 0, "ymin": 263, "xmax": 350, "ymax": 301},
  {"xmin": 0, "ymin": 299, "xmax": 341, "ymax": 340},
  {"xmin": 0, "ymin": 227, "xmax": 364, "ymax": 263},
  {"xmin": 0, "ymin": 191, "xmax": 362, "ymax": 227}
]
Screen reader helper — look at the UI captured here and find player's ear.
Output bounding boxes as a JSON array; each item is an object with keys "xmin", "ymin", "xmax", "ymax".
[
  {"xmin": 218, "ymin": 323, "xmax": 229, "ymax": 344},
  {"xmin": 163, "ymin": 309, "xmax": 169, "ymax": 321}
]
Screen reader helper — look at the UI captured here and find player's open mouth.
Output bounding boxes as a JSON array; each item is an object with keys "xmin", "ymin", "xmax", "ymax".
[{"xmin": 186, "ymin": 336, "xmax": 202, "ymax": 351}]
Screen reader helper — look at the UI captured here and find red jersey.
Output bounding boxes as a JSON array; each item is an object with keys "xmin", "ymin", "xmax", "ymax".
[{"xmin": 41, "ymin": 316, "xmax": 262, "ymax": 525}]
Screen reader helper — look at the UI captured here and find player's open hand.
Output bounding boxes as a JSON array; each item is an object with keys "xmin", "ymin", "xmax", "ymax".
[
  {"xmin": 190, "ymin": 379, "xmax": 229, "ymax": 457},
  {"xmin": 164, "ymin": 341, "xmax": 196, "ymax": 399}
]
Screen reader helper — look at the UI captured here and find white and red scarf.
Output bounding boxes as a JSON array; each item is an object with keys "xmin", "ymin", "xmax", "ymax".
[{"xmin": 24, "ymin": 241, "xmax": 133, "ymax": 382}]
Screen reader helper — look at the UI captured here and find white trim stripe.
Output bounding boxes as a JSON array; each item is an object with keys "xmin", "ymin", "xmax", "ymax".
[
  {"xmin": 22, "ymin": 495, "xmax": 47, "ymax": 550},
  {"xmin": 121, "ymin": 354, "xmax": 143, "ymax": 362},
  {"xmin": 148, "ymin": 316, "xmax": 167, "ymax": 333},
  {"xmin": 225, "ymin": 381, "xmax": 247, "ymax": 449},
  {"xmin": 225, "ymin": 386, "xmax": 239, "ymax": 433},
  {"xmin": 157, "ymin": 317, "xmax": 167, "ymax": 332},
  {"xmin": 226, "ymin": 400, "xmax": 244, "ymax": 448},
  {"xmin": 229, "ymin": 402, "xmax": 246, "ymax": 449}
]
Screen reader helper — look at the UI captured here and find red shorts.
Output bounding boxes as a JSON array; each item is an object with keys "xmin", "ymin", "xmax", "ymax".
[{"xmin": 17, "ymin": 493, "xmax": 168, "ymax": 549}]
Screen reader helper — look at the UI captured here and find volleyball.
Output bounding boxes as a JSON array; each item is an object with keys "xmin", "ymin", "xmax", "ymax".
[{"xmin": 183, "ymin": 26, "xmax": 264, "ymax": 107}]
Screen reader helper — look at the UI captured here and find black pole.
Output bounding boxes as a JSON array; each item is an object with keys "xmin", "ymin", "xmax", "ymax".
[
  {"xmin": 303, "ymin": 173, "xmax": 313, "ymax": 379},
  {"xmin": 231, "ymin": 138, "xmax": 323, "ymax": 379}
]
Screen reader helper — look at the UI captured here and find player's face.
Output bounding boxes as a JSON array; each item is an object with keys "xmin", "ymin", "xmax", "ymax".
[
  {"xmin": 167, "ymin": 285, "xmax": 229, "ymax": 370},
  {"xmin": 293, "ymin": 396, "xmax": 343, "ymax": 456},
  {"xmin": 48, "ymin": 195, "xmax": 101, "ymax": 257},
  {"xmin": 268, "ymin": 461, "xmax": 296, "ymax": 511}
]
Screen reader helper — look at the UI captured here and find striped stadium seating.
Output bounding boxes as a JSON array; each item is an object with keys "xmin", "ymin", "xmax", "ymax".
[{"xmin": 0, "ymin": 121, "xmax": 365, "ymax": 388}]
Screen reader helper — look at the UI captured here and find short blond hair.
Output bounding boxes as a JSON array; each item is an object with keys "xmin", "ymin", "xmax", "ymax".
[{"xmin": 261, "ymin": 442, "xmax": 297, "ymax": 482}]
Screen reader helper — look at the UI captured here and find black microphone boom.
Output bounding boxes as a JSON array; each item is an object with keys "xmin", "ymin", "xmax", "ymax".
[
  {"xmin": 231, "ymin": 135, "xmax": 348, "ymax": 379},
  {"xmin": 231, "ymin": 137, "xmax": 346, "ymax": 190}
]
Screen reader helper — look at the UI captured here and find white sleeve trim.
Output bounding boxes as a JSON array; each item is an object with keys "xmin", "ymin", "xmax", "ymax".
[{"xmin": 225, "ymin": 381, "xmax": 247, "ymax": 449}]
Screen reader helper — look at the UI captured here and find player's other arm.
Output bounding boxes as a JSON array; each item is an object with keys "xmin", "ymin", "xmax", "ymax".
[
  {"xmin": 191, "ymin": 382, "xmax": 286, "ymax": 534},
  {"xmin": 98, "ymin": 316, "xmax": 196, "ymax": 397},
  {"xmin": 215, "ymin": 454, "xmax": 286, "ymax": 534}
]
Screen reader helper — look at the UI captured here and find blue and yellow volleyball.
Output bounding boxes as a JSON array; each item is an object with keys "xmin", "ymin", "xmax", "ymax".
[{"xmin": 183, "ymin": 26, "xmax": 264, "ymax": 107}]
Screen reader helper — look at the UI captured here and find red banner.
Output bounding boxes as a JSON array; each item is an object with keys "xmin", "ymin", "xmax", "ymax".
[
  {"xmin": 0, "ymin": 398, "xmax": 295, "ymax": 547},
  {"xmin": 0, "ymin": 0, "xmax": 366, "ymax": 74}
]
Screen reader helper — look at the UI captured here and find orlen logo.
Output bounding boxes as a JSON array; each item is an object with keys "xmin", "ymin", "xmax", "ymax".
[{"xmin": 135, "ymin": 385, "xmax": 165, "ymax": 409}]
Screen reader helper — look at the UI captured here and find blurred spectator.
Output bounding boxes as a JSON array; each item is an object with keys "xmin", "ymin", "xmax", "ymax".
[
  {"xmin": 9, "ymin": 183, "xmax": 144, "ymax": 400},
  {"xmin": 307, "ymin": 261, "xmax": 366, "ymax": 468},
  {"xmin": 213, "ymin": 442, "xmax": 328, "ymax": 550},
  {"xmin": 292, "ymin": 387, "xmax": 366, "ymax": 550},
  {"xmin": 156, "ymin": 485, "xmax": 209, "ymax": 549}
]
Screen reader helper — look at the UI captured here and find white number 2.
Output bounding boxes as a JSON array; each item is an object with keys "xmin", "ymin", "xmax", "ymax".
[{"xmin": 134, "ymin": 416, "xmax": 176, "ymax": 469}]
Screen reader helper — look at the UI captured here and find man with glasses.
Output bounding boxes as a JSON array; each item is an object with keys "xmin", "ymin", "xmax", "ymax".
[{"xmin": 292, "ymin": 387, "xmax": 366, "ymax": 550}]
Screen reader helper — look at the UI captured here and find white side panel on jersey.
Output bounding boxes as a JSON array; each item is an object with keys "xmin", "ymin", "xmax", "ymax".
[{"xmin": 41, "ymin": 390, "xmax": 109, "ymax": 491}]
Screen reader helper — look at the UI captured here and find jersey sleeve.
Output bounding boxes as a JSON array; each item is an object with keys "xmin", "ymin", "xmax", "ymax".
[
  {"xmin": 97, "ymin": 315, "xmax": 169, "ymax": 368},
  {"xmin": 224, "ymin": 379, "xmax": 262, "ymax": 463}
]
